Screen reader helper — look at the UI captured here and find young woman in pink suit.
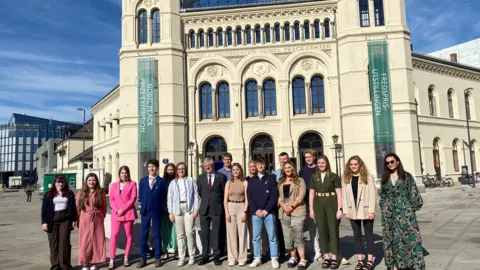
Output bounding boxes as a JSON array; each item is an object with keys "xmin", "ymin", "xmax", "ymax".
[
  {"xmin": 76, "ymin": 173, "xmax": 107, "ymax": 270},
  {"xmin": 108, "ymin": 166, "xmax": 138, "ymax": 269}
]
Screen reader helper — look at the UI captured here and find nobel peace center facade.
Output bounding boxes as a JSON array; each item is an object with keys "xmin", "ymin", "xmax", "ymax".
[{"xmin": 91, "ymin": 0, "xmax": 480, "ymax": 188}]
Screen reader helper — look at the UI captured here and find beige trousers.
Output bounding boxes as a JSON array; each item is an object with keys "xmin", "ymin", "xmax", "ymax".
[
  {"xmin": 226, "ymin": 202, "xmax": 248, "ymax": 263},
  {"xmin": 174, "ymin": 203, "xmax": 197, "ymax": 260}
]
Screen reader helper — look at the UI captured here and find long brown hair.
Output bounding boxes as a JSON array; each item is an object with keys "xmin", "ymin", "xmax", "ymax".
[
  {"xmin": 279, "ymin": 161, "xmax": 301, "ymax": 186},
  {"xmin": 163, "ymin": 163, "xmax": 176, "ymax": 181},
  {"xmin": 316, "ymin": 155, "xmax": 332, "ymax": 177},
  {"xmin": 343, "ymin": 155, "xmax": 370, "ymax": 184},
  {"xmin": 381, "ymin": 153, "xmax": 406, "ymax": 184},
  {"xmin": 118, "ymin": 166, "xmax": 132, "ymax": 182},
  {"xmin": 231, "ymin": 163, "xmax": 245, "ymax": 182},
  {"xmin": 78, "ymin": 173, "xmax": 105, "ymax": 211},
  {"xmin": 46, "ymin": 175, "xmax": 74, "ymax": 199},
  {"xmin": 175, "ymin": 162, "xmax": 187, "ymax": 178}
]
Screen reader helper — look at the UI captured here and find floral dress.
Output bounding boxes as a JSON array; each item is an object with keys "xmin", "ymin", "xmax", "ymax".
[{"xmin": 379, "ymin": 172, "xmax": 425, "ymax": 269}]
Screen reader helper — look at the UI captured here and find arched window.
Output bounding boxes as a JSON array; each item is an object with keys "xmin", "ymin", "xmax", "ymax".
[
  {"xmin": 246, "ymin": 80, "xmax": 259, "ymax": 117},
  {"xmin": 208, "ymin": 29, "xmax": 214, "ymax": 47},
  {"xmin": 236, "ymin": 27, "xmax": 242, "ymax": 45},
  {"xmin": 433, "ymin": 138, "xmax": 441, "ymax": 176},
  {"xmin": 359, "ymin": 0, "xmax": 370, "ymax": 27},
  {"xmin": 255, "ymin": 25, "xmax": 261, "ymax": 43},
  {"xmin": 294, "ymin": 22, "xmax": 300, "ymax": 40},
  {"xmin": 311, "ymin": 76, "xmax": 325, "ymax": 113},
  {"xmin": 152, "ymin": 9, "xmax": 161, "ymax": 43},
  {"xmin": 205, "ymin": 136, "xmax": 227, "ymax": 161},
  {"xmin": 314, "ymin": 20, "xmax": 320, "ymax": 39},
  {"xmin": 217, "ymin": 28, "xmax": 223, "ymax": 46},
  {"xmin": 200, "ymin": 83, "xmax": 212, "ymax": 120},
  {"xmin": 466, "ymin": 91, "xmax": 472, "ymax": 120},
  {"xmin": 217, "ymin": 82, "xmax": 230, "ymax": 118},
  {"xmin": 226, "ymin": 28, "xmax": 233, "ymax": 46},
  {"xmin": 138, "ymin": 10, "xmax": 148, "ymax": 44},
  {"xmin": 246, "ymin": 26, "xmax": 252, "ymax": 44},
  {"xmin": 284, "ymin": 22, "xmax": 290, "ymax": 41},
  {"xmin": 324, "ymin": 19, "xmax": 330, "ymax": 38},
  {"xmin": 298, "ymin": 132, "xmax": 324, "ymax": 167},
  {"xmin": 452, "ymin": 139, "xmax": 459, "ymax": 172},
  {"xmin": 251, "ymin": 134, "xmax": 275, "ymax": 172},
  {"xmin": 199, "ymin": 30, "xmax": 205, "ymax": 47},
  {"xmin": 428, "ymin": 86, "xmax": 436, "ymax": 116},
  {"xmin": 293, "ymin": 77, "xmax": 306, "ymax": 115},
  {"xmin": 274, "ymin": 24, "xmax": 281, "ymax": 42},
  {"xmin": 263, "ymin": 80, "xmax": 277, "ymax": 116},
  {"xmin": 190, "ymin": 31, "xmax": 196, "ymax": 48},
  {"xmin": 265, "ymin": 24, "xmax": 271, "ymax": 43},
  {"xmin": 374, "ymin": 0, "xmax": 385, "ymax": 26},
  {"xmin": 304, "ymin": 21, "xmax": 310, "ymax": 40},
  {"xmin": 447, "ymin": 89, "xmax": 454, "ymax": 118}
]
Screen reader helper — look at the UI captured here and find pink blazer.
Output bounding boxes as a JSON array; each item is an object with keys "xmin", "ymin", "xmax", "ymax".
[{"xmin": 109, "ymin": 181, "xmax": 138, "ymax": 222}]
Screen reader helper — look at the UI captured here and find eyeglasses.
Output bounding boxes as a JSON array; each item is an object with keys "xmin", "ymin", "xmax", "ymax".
[{"xmin": 386, "ymin": 160, "xmax": 396, "ymax": 165}]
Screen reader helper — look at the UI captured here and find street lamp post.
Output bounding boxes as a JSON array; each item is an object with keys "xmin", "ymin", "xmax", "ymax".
[
  {"xmin": 188, "ymin": 142, "xmax": 195, "ymax": 176},
  {"xmin": 464, "ymin": 90, "xmax": 475, "ymax": 188},
  {"xmin": 76, "ymin": 108, "xmax": 86, "ymax": 183},
  {"xmin": 332, "ymin": 135, "xmax": 343, "ymax": 178}
]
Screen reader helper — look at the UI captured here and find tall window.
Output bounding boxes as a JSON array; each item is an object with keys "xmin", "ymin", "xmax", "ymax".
[
  {"xmin": 359, "ymin": 0, "xmax": 370, "ymax": 27},
  {"xmin": 200, "ymin": 83, "xmax": 212, "ymax": 120},
  {"xmin": 246, "ymin": 26, "xmax": 252, "ymax": 44},
  {"xmin": 265, "ymin": 24, "xmax": 271, "ymax": 43},
  {"xmin": 208, "ymin": 29, "xmax": 214, "ymax": 47},
  {"xmin": 284, "ymin": 23, "xmax": 290, "ymax": 41},
  {"xmin": 217, "ymin": 82, "xmax": 230, "ymax": 118},
  {"xmin": 314, "ymin": 20, "xmax": 320, "ymax": 39},
  {"xmin": 374, "ymin": 0, "xmax": 385, "ymax": 26},
  {"xmin": 447, "ymin": 89, "xmax": 454, "ymax": 118},
  {"xmin": 453, "ymin": 140, "xmax": 459, "ymax": 172},
  {"xmin": 311, "ymin": 76, "xmax": 325, "ymax": 113},
  {"xmin": 274, "ymin": 24, "xmax": 280, "ymax": 42},
  {"xmin": 199, "ymin": 30, "xmax": 205, "ymax": 47},
  {"xmin": 152, "ymin": 9, "xmax": 161, "ymax": 43},
  {"xmin": 138, "ymin": 10, "xmax": 148, "ymax": 44},
  {"xmin": 205, "ymin": 136, "xmax": 227, "ymax": 162},
  {"xmin": 466, "ymin": 92, "xmax": 471, "ymax": 120},
  {"xmin": 324, "ymin": 19, "xmax": 330, "ymax": 38},
  {"xmin": 294, "ymin": 22, "xmax": 300, "ymax": 40},
  {"xmin": 304, "ymin": 21, "xmax": 310, "ymax": 40},
  {"xmin": 293, "ymin": 77, "xmax": 306, "ymax": 115},
  {"xmin": 227, "ymin": 28, "xmax": 233, "ymax": 45},
  {"xmin": 255, "ymin": 25, "xmax": 261, "ymax": 43},
  {"xmin": 263, "ymin": 80, "xmax": 277, "ymax": 116},
  {"xmin": 217, "ymin": 29, "xmax": 223, "ymax": 46},
  {"xmin": 246, "ymin": 80, "xmax": 259, "ymax": 117},
  {"xmin": 236, "ymin": 27, "xmax": 242, "ymax": 45},
  {"xmin": 190, "ymin": 31, "xmax": 196, "ymax": 48},
  {"xmin": 428, "ymin": 86, "xmax": 436, "ymax": 116}
]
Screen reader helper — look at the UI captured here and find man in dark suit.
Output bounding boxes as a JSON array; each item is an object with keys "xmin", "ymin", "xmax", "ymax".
[
  {"xmin": 137, "ymin": 159, "xmax": 168, "ymax": 268},
  {"xmin": 197, "ymin": 157, "xmax": 227, "ymax": 265}
]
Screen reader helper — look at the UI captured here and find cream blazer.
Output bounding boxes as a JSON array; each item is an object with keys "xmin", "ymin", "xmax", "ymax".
[{"xmin": 341, "ymin": 174, "xmax": 377, "ymax": 220}]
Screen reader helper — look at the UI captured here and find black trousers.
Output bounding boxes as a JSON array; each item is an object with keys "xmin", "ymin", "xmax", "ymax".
[
  {"xmin": 26, "ymin": 193, "xmax": 32, "ymax": 202},
  {"xmin": 350, "ymin": 219, "xmax": 374, "ymax": 255},
  {"xmin": 48, "ymin": 210, "xmax": 72, "ymax": 270},
  {"xmin": 200, "ymin": 210, "xmax": 222, "ymax": 259}
]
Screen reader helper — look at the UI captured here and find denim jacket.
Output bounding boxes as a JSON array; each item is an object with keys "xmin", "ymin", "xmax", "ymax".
[{"xmin": 167, "ymin": 176, "xmax": 200, "ymax": 216}]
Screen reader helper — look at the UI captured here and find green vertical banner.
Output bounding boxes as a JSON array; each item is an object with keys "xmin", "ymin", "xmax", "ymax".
[
  {"xmin": 368, "ymin": 41, "xmax": 395, "ymax": 178},
  {"xmin": 137, "ymin": 57, "xmax": 157, "ymax": 179}
]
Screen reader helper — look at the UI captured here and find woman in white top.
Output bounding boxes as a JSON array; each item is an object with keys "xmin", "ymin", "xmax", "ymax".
[{"xmin": 167, "ymin": 162, "xmax": 200, "ymax": 266}]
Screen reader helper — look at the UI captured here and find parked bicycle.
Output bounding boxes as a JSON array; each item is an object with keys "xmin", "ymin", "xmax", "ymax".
[{"xmin": 422, "ymin": 174, "xmax": 454, "ymax": 188}]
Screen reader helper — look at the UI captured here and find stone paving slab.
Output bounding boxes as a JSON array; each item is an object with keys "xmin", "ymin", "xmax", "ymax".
[{"xmin": 1, "ymin": 186, "xmax": 480, "ymax": 269}]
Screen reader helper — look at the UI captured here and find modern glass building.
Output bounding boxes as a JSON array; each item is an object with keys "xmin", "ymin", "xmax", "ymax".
[{"xmin": 0, "ymin": 114, "xmax": 82, "ymax": 186}]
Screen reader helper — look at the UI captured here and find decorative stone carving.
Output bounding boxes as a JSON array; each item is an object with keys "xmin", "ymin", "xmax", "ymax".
[
  {"xmin": 227, "ymin": 56, "xmax": 245, "ymax": 66},
  {"xmin": 324, "ymin": 49, "xmax": 332, "ymax": 57},
  {"xmin": 143, "ymin": 0, "xmax": 153, "ymax": 7},
  {"xmin": 206, "ymin": 65, "xmax": 218, "ymax": 77},
  {"xmin": 412, "ymin": 59, "xmax": 480, "ymax": 82},
  {"xmin": 189, "ymin": 58, "xmax": 200, "ymax": 67},
  {"xmin": 301, "ymin": 59, "xmax": 313, "ymax": 71},
  {"xmin": 252, "ymin": 63, "xmax": 267, "ymax": 76},
  {"xmin": 273, "ymin": 53, "xmax": 291, "ymax": 63}
]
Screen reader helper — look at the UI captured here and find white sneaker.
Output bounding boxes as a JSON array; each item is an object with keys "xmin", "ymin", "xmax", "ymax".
[
  {"xmin": 249, "ymin": 258, "xmax": 262, "ymax": 268},
  {"xmin": 271, "ymin": 259, "xmax": 280, "ymax": 269},
  {"xmin": 90, "ymin": 266, "xmax": 97, "ymax": 270},
  {"xmin": 228, "ymin": 261, "xmax": 237, "ymax": 267},
  {"xmin": 314, "ymin": 252, "xmax": 322, "ymax": 262},
  {"xmin": 177, "ymin": 258, "xmax": 186, "ymax": 266},
  {"xmin": 239, "ymin": 261, "xmax": 247, "ymax": 266},
  {"xmin": 341, "ymin": 258, "xmax": 349, "ymax": 265},
  {"xmin": 81, "ymin": 266, "xmax": 89, "ymax": 270},
  {"xmin": 188, "ymin": 258, "xmax": 196, "ymax": 265}
]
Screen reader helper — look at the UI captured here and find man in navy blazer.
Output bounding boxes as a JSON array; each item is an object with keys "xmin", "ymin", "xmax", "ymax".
[{"xmin": 137, "ymin": 159, "xmax": 168, "ymax": 268}]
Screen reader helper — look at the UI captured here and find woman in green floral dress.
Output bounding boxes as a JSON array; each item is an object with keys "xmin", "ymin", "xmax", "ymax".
[{"xmin": 379, "ymin": 153, "xmax": 425, "ymax": 270}]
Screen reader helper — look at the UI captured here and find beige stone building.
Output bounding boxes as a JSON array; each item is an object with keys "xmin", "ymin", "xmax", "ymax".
[{"xmin": 91, "ymin": 0, "xmax": 480, "ymax": 188}]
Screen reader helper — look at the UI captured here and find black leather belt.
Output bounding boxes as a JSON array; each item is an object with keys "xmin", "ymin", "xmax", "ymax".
[
  {"xmin": 228, "ymin": 200, "xmax": 245, "ymax": 203},
  {"xmin": 180, "ymin": 201, "xmax": 186, "ymax": 203}
]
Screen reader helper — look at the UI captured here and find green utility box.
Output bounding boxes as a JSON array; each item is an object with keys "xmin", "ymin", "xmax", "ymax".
[{"xmin": 43, "ymin": 173, "xmax": 77, "ymax": 196}]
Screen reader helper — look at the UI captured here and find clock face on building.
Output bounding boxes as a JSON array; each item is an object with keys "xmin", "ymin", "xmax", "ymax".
[{"xmin": 253, "ymin": 63, "xmax": 266, "ymax": 76}]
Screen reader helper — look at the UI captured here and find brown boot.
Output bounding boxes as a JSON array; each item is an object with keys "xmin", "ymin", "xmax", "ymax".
[
  {"xmin": 136, "ymin": 259, "xmax": 147, "ymax": 268},
  {"xmin": 155, "ymin": 259, "xmax": 163, "ymax": 267}
]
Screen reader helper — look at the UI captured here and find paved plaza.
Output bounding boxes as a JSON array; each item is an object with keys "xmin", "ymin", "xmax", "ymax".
[{"xmin": 1, "ymin": 186, "xmax": 480, "ymax": 270}]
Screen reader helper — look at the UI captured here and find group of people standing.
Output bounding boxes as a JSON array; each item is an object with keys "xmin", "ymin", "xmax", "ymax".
[{"xmin": 40, "ymin": 150, "xmax": 426, "ymax": 270}]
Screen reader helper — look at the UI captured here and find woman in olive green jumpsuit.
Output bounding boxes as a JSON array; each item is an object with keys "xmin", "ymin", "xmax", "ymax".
[{"xmin": 309, "ymin": 155, "xmax": 343, "ymax": 269}]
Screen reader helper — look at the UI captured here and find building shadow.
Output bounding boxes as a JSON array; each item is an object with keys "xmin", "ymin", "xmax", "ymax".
[{"xmin": 340, "ymin": 233, "xmax": 384, "ymax": 267}]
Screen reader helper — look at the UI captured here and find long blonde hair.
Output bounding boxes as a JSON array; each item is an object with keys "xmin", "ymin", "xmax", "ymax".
[
  {"xmin": 279, "ymin": 161, "xmax": 301, "ymax": 186},
  {"xmin": 343, "ymin": 155, "xmax": 369, "ymax": 185}
]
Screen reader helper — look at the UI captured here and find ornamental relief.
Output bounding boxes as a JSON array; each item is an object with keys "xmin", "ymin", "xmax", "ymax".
[{"xmin": 412, "ymin": 60, "xmax": 480, "ymax": 82}]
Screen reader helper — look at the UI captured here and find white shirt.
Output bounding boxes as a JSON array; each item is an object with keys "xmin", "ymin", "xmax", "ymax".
[
  {"xmin": 207, "ymin": 173, "xmax": 216, "ymax": 186},
  {"xmin": 149, "ymin": 176, "xmax": 156, "ymax": 187},
  {"xmin": 177, "ymin": 178, "xmax": 187, "ymax": 202},
  {"xmin": 53, "ymin": 193, "xmax": 68, "ymax": 211},
  {"xmin": 321, "ymin": 172, "xmax": 326, "ymax": 183}
]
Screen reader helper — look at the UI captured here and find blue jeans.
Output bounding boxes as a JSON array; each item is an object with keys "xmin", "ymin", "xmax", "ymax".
[{"xmin": 252, "ymin": 213, "xmax": 278, "ymax": 259}]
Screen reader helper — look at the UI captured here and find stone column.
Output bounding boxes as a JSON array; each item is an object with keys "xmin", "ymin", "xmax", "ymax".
[
  {"xmin": 243, "ymin": 29, "xmax": 246, "ymax": 45},
  {"xmin": 272, "ymin": 26, "xmax": 276, "ymax": 44},
  {"xmin": 214, "ymin": 31, "xmax": 218, "ymax": 47},
  {"xmin": 261, "ymin": 28, "xmax": 265, "ymax": 44},
  {"xmin": 305, "ymin": 82, "xmax": 312, "ymax": 115},
  {"xmin": 281, "ymin": 26, "xmax": 285, "ymax": 42},
  {"xmin": 147, "ymin": 14, "xmax": 152, "ymax": 44},
  {"xmin": 300, "ymin": 24, "xmax": 305, "ymax": 41},
  {"xmin": 212, "ymin": 88, "xmax": 217, "ymax": 121},
  {"xmin": 231, "ymin": 83, "xmax": 245, "ymax": 163},
  {"xmin": 224, "ymin": 31, "xmax": 228, "ymax": 47},
  {"xmin": 278, "ymin": 80, "xmax": 293, "ymax": 155},
  {"xmin": 331, "ymin": 21, "xmax": 335, "ymax": 38},
  {"xmin": 188, "ymin": 85, "xmax": 197, "ymax": 141},
  {"xmin": 368, "ymin": 0, "xmax": 375, "ymax": 26},
  {"xmin": 321, "ymin": 22, "xmax": 325, "ymax": 39},
  {"xmin": 258, "ymin": 86, "xmax": 264, "ymax": 118},
  {"xmin": 290, "ymin": 25, "xmax": 294, "ymax": 42},
  {"xmin": 310, "ymin": 23, "xmax": 315, "ymax": 40}
]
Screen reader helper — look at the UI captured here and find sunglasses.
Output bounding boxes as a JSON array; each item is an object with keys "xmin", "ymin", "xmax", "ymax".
[{"xmin": 386, "ymin": 160, "xmax": 396, "ymax": 165}]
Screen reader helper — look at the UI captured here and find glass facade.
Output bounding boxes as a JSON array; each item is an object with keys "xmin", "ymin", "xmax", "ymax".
[
  {"xmin": 181, "ymin": 0, "xmax": 314, "ymax": 10},
  {"xmin": 0, "ymin": 114, "xmax": 82, "ymax": 185}
]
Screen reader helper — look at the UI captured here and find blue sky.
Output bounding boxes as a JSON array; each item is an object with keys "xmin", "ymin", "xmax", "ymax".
[{"xmin": 0, "ymin": 0, "xmax": 478, "ymax": 124}]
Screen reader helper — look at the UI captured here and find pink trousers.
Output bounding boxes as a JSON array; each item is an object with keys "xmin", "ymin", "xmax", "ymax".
[{"xmin": 110, "ymin": 220, "xmax": 134, "ymax": 259}]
